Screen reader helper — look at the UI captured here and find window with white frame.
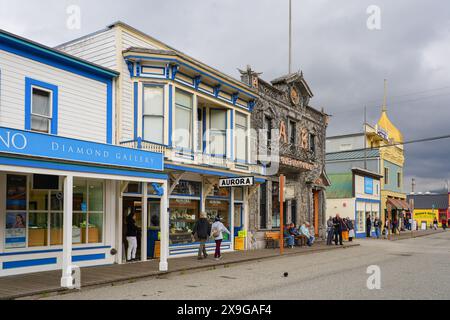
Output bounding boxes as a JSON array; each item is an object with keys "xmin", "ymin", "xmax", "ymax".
[
  {"xmin": 143, "ymin": 86, "xmax": 164, "ymax": 144},
  {"xmin": 235, "ymin": 111, "xmax": 248, "ymax": 162},
  {"xmin": 31, "ymin": 87, "xmax": 52, "ymax": 133},
  {"xmin": 209, "ymin": 109, "xmax": 227, "ymax": 157},
  {"xmin": 174, "ymin": 90, "xmax": 193, "ymax": 150},
  {"xmin": 197, "ymin": 107, "xmax": 203, "ymax": 152}
]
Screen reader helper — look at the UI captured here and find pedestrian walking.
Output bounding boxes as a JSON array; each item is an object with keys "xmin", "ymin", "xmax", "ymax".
[
  {"xmin": 392, "ymin": 218, "xmax": 398, "ymax": 235},
  {"xmin": 383, "ymin": 218, "xmax": 390, "ymax": 239},
  {"xmin": 366, "ymin": 214, "xmax": 372, "ymax": 238},
  {"xmin": 332, "ymin": 214, "xmax": 344, "ymax": 246},
  {"xmin": 433, "ymin": 218, "xmax": 438, "ymax": 230},
  {"xmin": 326, "ymin": 216, "xmax": 334, "ymax": 245},
  {"xmin": 211, "ymin": 216, "xmax": 231, "ymax": 260},
  {"xmin": 373, "ymin": 217, "xmax": 381, "ymax": 239},
  {"xmin": 442, "ymin": 219, "xmax": 447, "ymax": 231},
  {"xmin": 126, "ymin": 210, "xmax": 139, "ymax": 262},
  {"xmin": 192, "ymin": 212, "xmax": 211, "ymax": 260}
]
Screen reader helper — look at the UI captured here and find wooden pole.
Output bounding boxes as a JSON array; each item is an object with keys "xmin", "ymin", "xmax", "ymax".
[{"xmin": 280, "ymin": 175, "xmax": 285, "ymax": 255}]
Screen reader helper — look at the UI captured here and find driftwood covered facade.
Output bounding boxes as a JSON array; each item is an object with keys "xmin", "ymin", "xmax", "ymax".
[{"xmin": 240, "ymin": 67, "xmax": 330, "ymax": 248}]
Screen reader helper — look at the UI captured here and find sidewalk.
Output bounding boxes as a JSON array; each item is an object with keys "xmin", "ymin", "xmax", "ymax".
[
  {"xmin": 388, "ymin": 229, "xmax": 446, "ymax": 241},
  {"xmin": 0, "ymin": 241, "xmax": 358, "ymax": 300}
]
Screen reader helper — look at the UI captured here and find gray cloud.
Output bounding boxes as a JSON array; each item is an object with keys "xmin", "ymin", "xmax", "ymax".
[{"xmin": 1, "ymin": 0, "xmax": 449, "ymax": 192}]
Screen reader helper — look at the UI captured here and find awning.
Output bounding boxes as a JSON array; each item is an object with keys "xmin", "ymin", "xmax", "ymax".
[{"xmin": 387, "ymin": 198, "xmax": 410, "ymax": 211}]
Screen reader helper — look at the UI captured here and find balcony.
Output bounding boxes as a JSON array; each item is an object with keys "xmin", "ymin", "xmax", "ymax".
[{"xmin": 120, "ymin": 139, "xmax": 264, "ymax": 175}]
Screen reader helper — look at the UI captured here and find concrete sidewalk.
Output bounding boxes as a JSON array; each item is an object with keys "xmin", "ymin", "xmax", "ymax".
[
  {"xmin": 388, "ymin": 229, "xmax": 446, "ymax": 241},
  {"xmin": 0, "ymin": 242, "xmax": 358, "ymax": 300}
]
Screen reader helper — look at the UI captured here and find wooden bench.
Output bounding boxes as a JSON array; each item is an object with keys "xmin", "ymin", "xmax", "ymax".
[{"xmin": 264, "ymin": 231, "xmax": 308, "ymax": 248}]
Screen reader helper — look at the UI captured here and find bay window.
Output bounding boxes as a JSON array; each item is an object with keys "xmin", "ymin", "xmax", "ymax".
[
  {"xmin": 235, "ymin": 111, "xmax": 248, "ymax": 162},
  {"xmin": 174, "ymin": 90, "xmax": 193, "ymax": 151},
  {"xmin": 143, "ymin": 85, "xmax": 164, "ymax": 144},
  {"xmin": 209, "ymin": 109, "xmax": 227, "ymax": 157}
]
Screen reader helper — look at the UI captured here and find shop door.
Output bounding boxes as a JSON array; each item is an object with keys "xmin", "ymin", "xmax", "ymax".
[
  {"xmin": 122, "ymin": 197, "xmax": 142, "ymax": 262},
  {"xmin": 147, "ymin": 199, "xmax": 161, "ymax": 259},
  {"xmin": 234, "ymin": 204, "xmax": 243, "ymax": 236}
]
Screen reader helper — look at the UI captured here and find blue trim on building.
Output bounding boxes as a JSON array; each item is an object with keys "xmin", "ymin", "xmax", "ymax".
[
  {"xmin": 168, "ymin": 84, "xmax": 173, "ymax": 147},
  {"xmin": 72, "ymin": 253, "xmax": 106, "ymax": 262},
  {"xmin": 230, "ymin": 109, "xmax": 234, "ymax": 161},
  {"xmin": 3, "ymin": 258, "xmax": 57, "ymax": 269},
  {"xmin": 24, "ymin": 77, "xmax": 59, "ymax": 135},
  {"xmin": 134, "ymin": 82, "xmax": 139, "ymax": 140},
  {"xmin": 0, "ymin": 156, "xmax": 168, "ymax": 180},
  {"xmin": 0, "ymin": 246, "xmax": 111, "ymax": 257},
  {"xmin": 202, "ymin": 108, "xmax": 207, "ymax": 152}
]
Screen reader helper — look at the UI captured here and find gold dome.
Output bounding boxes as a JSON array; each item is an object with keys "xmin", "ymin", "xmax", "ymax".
[{"xmin": 377, "ymin": 110, "xmax": 404, "ymax": 143}]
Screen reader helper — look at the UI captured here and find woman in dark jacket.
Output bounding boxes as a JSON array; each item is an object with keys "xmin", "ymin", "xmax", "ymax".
[{"xmin": 126, "ymin": 211, "xmax": 139, "ymax": 262}]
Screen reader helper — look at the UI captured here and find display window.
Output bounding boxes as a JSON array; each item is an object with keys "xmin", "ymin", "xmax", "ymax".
[
  {"xmin": 3, "ymin": 174, "xmax": 105, "ymax": 250},
  {"xmin": 171, "ymin": 180, "xmax": 201, "ymax": 197},
  {"xmin": 169, "ymin": 198, "xmax": 199, "ymax": 245},
  {"xmin": 272, "ymin": 182, "xmax": 280, "ymax": 228},
  {"xmin": 208, "ymin": 183, "xmax": 230, "ymax": 198}
]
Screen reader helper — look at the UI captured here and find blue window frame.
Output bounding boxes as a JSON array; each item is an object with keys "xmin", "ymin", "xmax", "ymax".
[{"xmin": 25, "ymin": 77, "xmax": 58, "ymax": 135}]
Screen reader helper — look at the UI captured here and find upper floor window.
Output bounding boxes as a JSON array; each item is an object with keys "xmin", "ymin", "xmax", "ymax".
[
  {"xmin": 209, "ymin": 109, "xmax": 227, "ymax": 157},
  {"xmin": 288, "ymin": 120, "xmax": 296, "ymax": 146},
  {"xmin": 384, "ymin": 167, "xmax": 389, "ymax": 185},
  {"xmin": 174, "ymin": 90, "xmax": 193, "ymax": 151},
  {"xmin": 25, "ymin": 78, "xmax": 58, "ymax": 135},
  {"xmin": 31, "ymin": 88, "xmax": 52, "ymax": 133},
  {"xmin": 197, "ymin": 108, "xmax": 203, "ymax": 152},
  {"xmin": 264, "ymin": 116, "xmax": 272, "ymax": 149},
  {"xmin": 235, "ymin": 112, "xmax": 248, "ymax": 162},
  {"xmin": 397, "ymin": 172, "xmax": 402, "ymax": 188},
  {"xmin": 309, "ymin": 133, "xmax": 316, "ymax": 154},
  {"xmin": 143, "ymin": 85, "xmax": 164, "ymax": 144}
]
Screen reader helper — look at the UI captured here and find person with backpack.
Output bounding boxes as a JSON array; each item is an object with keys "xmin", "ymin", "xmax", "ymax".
[
  {"xmin": 211, "ymin": 216, "xmax": 231, "ymax": 261},
  {"xmin": 192, "ymin": 212, "xmax": 212, "ymax": 260}
]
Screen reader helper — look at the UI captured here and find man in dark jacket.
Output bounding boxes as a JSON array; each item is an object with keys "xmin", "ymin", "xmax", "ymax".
[
  {"xmin": 332, "ymin": 214, "xmax": 344, "ymax": 246},
  {"xmin": 192, "ymin": 211, "xmax": 211, "ymax": 260},
  {"xmin": 366, "ymin": 215, "xmax": 372, "ymax": 238}
]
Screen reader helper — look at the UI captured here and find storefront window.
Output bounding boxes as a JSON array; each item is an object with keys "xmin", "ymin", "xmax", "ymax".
[
  {"xmin": 50, "ymin": 212, "xmax": 63, "ymax": 245},
  {"xmin": 124, "ymin": 182, "xmax": 142, "ymax": 194},
  {"xmin": 171, "ymin": 180, "xmax": 201, "ymax": 196},
  {"xmin": 206, "ymin": 199, "xmax": 230, "ymax": 240},
  {"xmin": 234, "ymin": 187, "xmax": 244, "ymax": 201},
  {"xmin": 73, "ymin": 179, "xmax": 104, "ymax": 244},
  {"xmin": 169, "ymin": 198, "xmax": 199, "ymax": 245},
  {"xmin": 28, "ymin": 212, "xmax": 48, "ymax": 247},
  {"xmin": 209, "ymin": 184, "xmax": 230, "ymax": 198},
  {"xmin": 4, "ymin": 174, "xmax": 104, "ymax": 249},
  {"xmin": 7, "ymin": 175, "xmax": 27, "ymax": 210}
]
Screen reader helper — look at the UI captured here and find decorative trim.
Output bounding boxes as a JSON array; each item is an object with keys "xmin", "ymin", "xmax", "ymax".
[
  {"xmin": 3, "ymin": 257, "xmax": 57, "ymax": 269},
  {"xmin": 133, "ymin": 82, "xmax": 139, "ymax": 140},
  {"xmin": 171, "ymin": 64, "xmax": 179, "ymax": 80},
  {"xmin": 194, "ymin": 75, "xmax": 202, "ymax": 90},
  {"xmin": 72, "ymin": 253, "xmax": 106, "ymax": 262},
  {"xmin": 168, "ymin": 84, "xmax": 173, "ymax": 147},
  {"xmin": 214, "ymin": 84, "xmax": 221, "ymax": 98}
]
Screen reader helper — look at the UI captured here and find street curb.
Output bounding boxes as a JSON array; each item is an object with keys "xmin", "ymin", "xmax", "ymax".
[
  {"xmin": 389, "ymin": 230, "xmax": 446, "ymax": 241},
  {"xmin": 14, "ymin": 243, "xmax": 360, "ymax": 300}
]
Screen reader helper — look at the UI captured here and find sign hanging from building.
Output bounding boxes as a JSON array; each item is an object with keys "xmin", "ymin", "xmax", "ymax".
[{"xmin": 219, "ymin": 176, "xmax": 255, "ymax": 188}]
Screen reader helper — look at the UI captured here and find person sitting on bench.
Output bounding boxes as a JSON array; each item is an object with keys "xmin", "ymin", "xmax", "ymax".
[
  {"xmin": 284, "ymin": 225, "xmax": 295, "ymax": 249},
  {"xmin": 300, "ymin": 222, "xmax": 315, "ymax": 247}
]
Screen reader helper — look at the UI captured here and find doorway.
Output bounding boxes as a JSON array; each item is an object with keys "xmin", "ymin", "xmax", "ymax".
[
  {"xmin": 313, "ymin": 190, "xmax": 320, "ymax": 236},
  {"xmin": 122, "ymin": 197, "xmax": 142, "ymax": 262}
]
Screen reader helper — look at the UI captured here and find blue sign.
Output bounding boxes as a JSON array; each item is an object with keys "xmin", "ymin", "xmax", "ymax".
[
  {"xmin": 364, "ymin": 177, "xmax": 374, "ymax": 195},
  {"xmin": 0, "ymin": 127, "xmax": 163, "ymax": 171}
]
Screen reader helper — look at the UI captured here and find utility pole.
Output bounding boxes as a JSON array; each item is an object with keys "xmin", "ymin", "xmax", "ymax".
[
  {"xmin": 280, "ymin": 175, "xmax": 285, "ymax": 255},
  {"xmin": 289, "ymin": 0, "xmax": 292, "ymax": 74},
  {"xmin": 364, "ymin": 106, "xmax": 367, "ymax": 170}
]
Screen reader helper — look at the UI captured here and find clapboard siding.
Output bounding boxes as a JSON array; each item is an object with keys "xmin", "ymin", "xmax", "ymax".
[
  {"xmin": 0, "ymin": 49, "xmax": 107, "ymax": 143},
  {"xmin": 120, "ymin": 31, "xmax": 163, "ymax": 142},
  {"xmin": 57, "ymin": 29, "xmax": 117, "ymax": 70}
]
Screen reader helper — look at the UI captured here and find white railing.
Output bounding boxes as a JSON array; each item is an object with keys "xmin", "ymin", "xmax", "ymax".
[{"xmin": 120, "ymin": 140, "xmax": 265, "ymax": 175}]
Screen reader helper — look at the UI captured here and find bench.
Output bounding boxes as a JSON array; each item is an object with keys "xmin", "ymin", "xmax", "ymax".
[{"xmin": 264, "ymin": 231, "xmax": 308, "ymax": 248}]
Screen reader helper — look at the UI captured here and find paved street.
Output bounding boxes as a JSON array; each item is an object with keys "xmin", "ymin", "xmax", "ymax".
[{"xmin": 38, "ymin": 232, "xmax": 450, "ymax": 300}]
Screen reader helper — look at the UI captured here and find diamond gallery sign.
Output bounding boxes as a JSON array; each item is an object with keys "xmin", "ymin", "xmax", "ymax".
[{"xmin": 219, "ymin": 176, "xmax": 255, "ymax": 188}]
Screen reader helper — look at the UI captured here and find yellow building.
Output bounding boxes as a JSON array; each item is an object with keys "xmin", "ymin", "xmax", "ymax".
[{"xmin": 365, "ymin": 82, "xmax": 409, "ymax": 228}]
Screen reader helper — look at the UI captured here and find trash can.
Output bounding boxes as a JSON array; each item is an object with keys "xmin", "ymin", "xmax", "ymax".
[
  {"xmin": 342, "ymin": 230, "xmax": 349, "ymax": 241},
  {"xmin": 147, "ymin": 229, "xmax": 159, "ymax": 259}
]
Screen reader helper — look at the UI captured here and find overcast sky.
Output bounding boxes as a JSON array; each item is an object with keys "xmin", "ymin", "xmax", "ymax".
[{"xmin": 2, "ymin": 0, "xmax": 450, "ymax": 192}]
